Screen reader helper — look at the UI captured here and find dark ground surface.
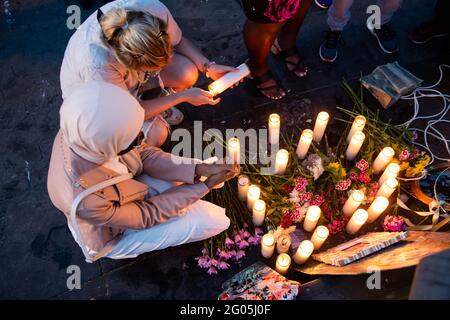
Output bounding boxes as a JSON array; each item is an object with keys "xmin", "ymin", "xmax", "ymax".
[{"xmin": 0, "ymin": 0, "xmax": 449, "ymax": 299}]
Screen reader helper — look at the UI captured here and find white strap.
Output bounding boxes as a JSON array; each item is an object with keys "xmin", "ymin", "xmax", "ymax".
[{"xmin": 70, "ymin": 173, "xmax": 133, "ymax": 263}]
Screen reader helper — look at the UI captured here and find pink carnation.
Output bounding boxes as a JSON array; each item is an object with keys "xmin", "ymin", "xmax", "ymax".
[
  {"xmin": 295, "ymin": 177, "xmax": 308, "ymax": 192},
  {"xmin": 238, "ymin": 240, "xmax": 249, "ymax": 249},
  {"xmin": 358, "ymin": 171, "xmax": 371, "ymax": 184},
  {"xmin": 349, "ymin": 171, "xmax": 358, "ymax": 181},
  {"xmin": 383, "ymin": 215, "xmax": 405, "ymax": 232},
  {"xmin": 335, "ymin": 179, "xmax": 352, "ymax": 191},
  {"xmin": 310, "ymin": 194, "xmax": 325, "ymax": 207},
  {"xmin": 356, "ymin": 159, "xmax": 369, "ymax": 172},
  {"xmin": 299, "ymin": 191, "xmax": 313, "ymax": 202},
  {"xmin": 327, "ymin": 219, "xmax": 346, "ymax": 235},
  {"xmin": 399, "ymin": 150, "xmax": 411, "ymax": 161}
]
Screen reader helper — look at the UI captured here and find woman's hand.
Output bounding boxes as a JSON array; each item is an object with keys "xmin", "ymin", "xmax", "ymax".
[
  {"xmin": 182, "ymin": 88, "xmax": 221, "ymax": 106},
  {"xmin": 196, "ymin": 163, "xmax": 237, "ymax": 177},
  {"xmin": 203, "ymin": 164, "xmax": 240, "ymax": 189},
  {"xmin": 206, "ymin": 64, "xmax": 238, "ymax": 81}
]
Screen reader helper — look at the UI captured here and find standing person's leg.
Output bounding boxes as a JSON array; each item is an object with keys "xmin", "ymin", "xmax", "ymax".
[
  {"xmin": 378, "ymin": 0, "xmax": 403, "ymax": 26},
  {"xmin": 409, "ymin": 0, "xmax": 450, "ymax": 44},
  {"xmin": 367, "ymin": 0, "xmax": 402, "ymax": 53},
  {"xmin": 273, "ymin": 0, "xmax": 314, "ymax": 78},
  {"xmin": 244, "ymin": 20, "xmax": 286, "ymax": 100},
  {"xmin": 327, "ymin": 0, "xmax": 354, "ymax": 31},
  {"xmin": 319, "ymin": 0, "xmax": 354, "ymax": 62}
]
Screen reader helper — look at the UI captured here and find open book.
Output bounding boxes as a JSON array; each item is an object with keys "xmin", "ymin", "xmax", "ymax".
[{"xmin": 218, "ymin": 262, "xmax": 300, "ymax": 300}]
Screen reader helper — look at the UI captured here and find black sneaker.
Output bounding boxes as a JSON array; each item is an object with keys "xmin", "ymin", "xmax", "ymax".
[
  {"xmin": 319, "ymin": 28, "xmax": 341, "ymax": 62},
  {"xmin": 369, "ymin": 23, "xmax": 399, "ymax": 53}
]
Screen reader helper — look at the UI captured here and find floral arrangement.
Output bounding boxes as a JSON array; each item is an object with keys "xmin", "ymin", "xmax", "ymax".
[{"xmin": 196, "ymin": 83, "xmax": 443, "ymax": 274}]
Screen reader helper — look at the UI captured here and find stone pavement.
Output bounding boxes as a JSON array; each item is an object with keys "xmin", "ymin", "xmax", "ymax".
[{"xmin": 0, "ymin": 0, "xmax": 449, "ymax": 299}]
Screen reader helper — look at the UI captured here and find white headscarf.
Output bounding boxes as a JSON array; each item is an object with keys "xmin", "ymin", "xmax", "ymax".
[{"xmin": 60, "ymin": 81, "xmax": 144, "ymax": 175}]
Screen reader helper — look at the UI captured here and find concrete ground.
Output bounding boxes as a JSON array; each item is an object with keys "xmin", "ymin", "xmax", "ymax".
[{"xmin": 0, "ymin": 0, "xmax": 449, "ymax": 299}]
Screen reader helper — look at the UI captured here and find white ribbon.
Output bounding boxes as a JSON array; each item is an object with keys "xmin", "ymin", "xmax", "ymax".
[{"xmin": 396, "ymin": 197, "xmax": 449, "ymax": 231}]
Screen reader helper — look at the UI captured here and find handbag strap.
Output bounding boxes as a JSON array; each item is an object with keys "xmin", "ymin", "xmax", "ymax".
[{"xmin": 70, "ymin": 173, "xmax": 134, "ymax": 263}]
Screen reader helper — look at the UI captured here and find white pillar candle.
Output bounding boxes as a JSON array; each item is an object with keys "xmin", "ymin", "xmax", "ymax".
[
  {"xmin": 275, "ymin": 253, "xmax": 291, "ymax": 275},
  {"xmin": 311, "ymin": 225, "xmax": 329, "ymax": 250},
  {"xmin": 379, "ymin": 163, "xmax": 400, "ymax": 185},
  {"xmin": 268, "ymin": 113, "xmax": 280, "ymax": 145},
  {"xmin": 313, "ymin": 111, "xmax": 330, "ymax": 143},
  {"xmin": 376, "ymin": 177, "xmax": 398, "ymax": 199},
  {"xmin": 296, "ymin": 129, "xmax": 313, "ymax": 159},
  {"xmin": 274, "ymin": 149, "xmax": 289, "ymax": 175},
  {"xmin": 346, "ymin": 209, "xmax": 368, "ymax": 235},
  {"xmin": 227, "ymin": 137, "xmax": 240, "ymax": 164},
  {"xmin": 208, "ymin": 63, "xmax": 250, "ymax": 96},
  {"xmin": 237, "ymin": 175, "xmax": 250, "ymax": 201},
  {"xmin": 346, "ymin": 115, "xmax": 366, "ymax": 143},
  {"xmin": 261, "ymin": 233, "xmax": 275, "ymax": 258},
  {"xmin": 294, "ymin": 240, "xmax": 314, "ymax": 265},
  {"xmin": 345, "ymin": 131, "xmax": 365, "ymax": 160},
  {"xmin": 247, "ymin": 185, "xmax": 260, "ymax": 211},
  {"xmin": 252, "ymin": 199, "xmax": 266, "ymax": 226},
  {"xmin": 303, "ymin": 205, "xmax": 321, "ymax": 232},
  {"xmin": 367, "ymin": 196, "xmax": 389, "ymax": 223},
  {"xmin": 342, "ymin": 190, "xmax": 365, "ymax": 217},
  {"xmin": 276, "ymin": 234, "xmax": 292, "ymax": 254},
  {"xmin": 372, "ymin": 147, "xmax": 395, "ymax": 174}
]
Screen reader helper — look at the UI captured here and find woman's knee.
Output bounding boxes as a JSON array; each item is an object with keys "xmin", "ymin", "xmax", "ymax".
[
  {"xmin": 145, "ymin": 118, "xmax": 169, "ymax": 147},
  {"xmin": 177, "ymin": 59, "xmax": 198, "ymax": 90}
]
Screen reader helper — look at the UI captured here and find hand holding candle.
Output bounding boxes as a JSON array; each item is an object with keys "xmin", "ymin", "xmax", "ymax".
[
  {"xmin": 261, "ymin": 233, "xmax": 275, "ymax": 258},
  {"xmin": 294, "ymin": 240, "xmax": 314, "ymax": 265},
  {"xmin": 346, "ymin": 209, "xmax": 368, "ymax": 234},
  {"xmin": 311, "ymin": 226, "xmax": 329, "ymax": 250},
  {"xmin": 274, "ymin": 149, "xmax": 289, "ymax": 175},
  {"xmin": 275, "ymin": 253, "xmax": 291, "ymax": 274},
  {"xmin": 342, "ymin": 190, "xmax": 364, "ymax": 217},
  {"xmin": 313, "ymin": 111, "xmax": 329, "ymax": 143},
  {"xmin": 208, "ymin": 63, "xmax": 250, "ymax": 96},
  {"xmin": 346, "ymin": 131, "xmax": 365, "ymax": 160},
  {"xmin": 296, "ymin": 129, "xmax": 313, "ymax": 159},
  {"xmin": 347, "ymin": 115, "xmax": 366, "ymax": 143},
  {"xmin": 304, "ymin": 205, "xmax": 321, "ymax": 232},
  {"xmin": 252, "ymin": 199, "xmax": 266, "ymax": 226},
  {"xmin": 367, "ymin": 196, "xmax": 389, "ymax": 223},
  {"xmin": 372, "ymin": 147, "xmax": 395, "ymax": 174},
  {"xmin": 268, "ymin": 113, "xmax": 280, "ymax": 145}
]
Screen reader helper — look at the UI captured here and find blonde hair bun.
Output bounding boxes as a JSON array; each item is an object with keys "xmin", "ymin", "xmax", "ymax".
[{"xmin": 99, "ymin": 8, "xmax": 172, "ymax": 71}]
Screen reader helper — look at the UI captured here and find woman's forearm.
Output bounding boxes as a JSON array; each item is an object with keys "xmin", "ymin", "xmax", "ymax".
[
  {"xmin": 141, "ymin": 91, "xmax": 186, "ymax": 120},
  {"xmin": 174, "ymin": 37, "xmax": 209, "ymax": 72}
]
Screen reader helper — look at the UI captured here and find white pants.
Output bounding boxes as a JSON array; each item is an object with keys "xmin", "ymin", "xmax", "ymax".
[{"xmin": 106, "ymin": 175, "xmax": 230, "ymax": 259}]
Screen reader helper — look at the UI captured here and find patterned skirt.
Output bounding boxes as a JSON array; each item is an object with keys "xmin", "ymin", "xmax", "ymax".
[{"xmin": 242, "ymin": 0, "xmax": 302, "ymax": 23}]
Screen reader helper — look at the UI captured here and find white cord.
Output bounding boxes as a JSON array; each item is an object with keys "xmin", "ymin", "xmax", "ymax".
[{"xmin": 398, "ymin": 64, "xmax": 450, "ymax": 166}]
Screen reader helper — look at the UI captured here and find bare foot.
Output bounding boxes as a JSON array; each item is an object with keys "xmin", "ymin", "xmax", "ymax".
[{"xmin": 256, "ymin": 77, "xmax": 286, "ymax": 100}]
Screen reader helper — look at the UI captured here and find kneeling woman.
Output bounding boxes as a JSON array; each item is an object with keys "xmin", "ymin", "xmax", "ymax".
[
  {"xmin": 61, "ymin": 0, "xmax": 236, "ymax": 147},
  {"xmin": 48, "ymin": 81, "xmax": 238, "ymax": 261}
]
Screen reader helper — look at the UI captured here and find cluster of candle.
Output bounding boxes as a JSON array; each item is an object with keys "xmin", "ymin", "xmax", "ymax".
[{"xmin": 295, "ymin": 111, "xmax": 331, "ymax": 160}]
